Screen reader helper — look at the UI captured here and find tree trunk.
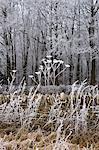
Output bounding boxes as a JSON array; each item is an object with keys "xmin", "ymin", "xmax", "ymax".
[{"xmin": 89, "ymin": 0, "xmax": 95, "ymax": 85}]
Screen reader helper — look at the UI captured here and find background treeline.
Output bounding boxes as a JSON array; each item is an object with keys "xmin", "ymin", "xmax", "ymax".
[{"xmin": 0, "ymin": 0, "xmax": 99, "ymax": 85}]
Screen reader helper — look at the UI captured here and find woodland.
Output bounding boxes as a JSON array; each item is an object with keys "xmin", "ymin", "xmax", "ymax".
[{"xmin": 0, "ymin": 0, "xmax": 99, "ymax": 150}]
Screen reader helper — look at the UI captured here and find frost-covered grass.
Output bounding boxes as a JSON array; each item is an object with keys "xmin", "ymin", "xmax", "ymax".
[{"xmin": 0, "ymin": 78, "xmax": 99, "ymax": 149}]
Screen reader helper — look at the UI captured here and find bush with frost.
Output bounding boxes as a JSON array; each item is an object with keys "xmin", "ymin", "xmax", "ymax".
[{"xmin": 29, "ymin": 55, "xmax": 70, "ymax": 86}]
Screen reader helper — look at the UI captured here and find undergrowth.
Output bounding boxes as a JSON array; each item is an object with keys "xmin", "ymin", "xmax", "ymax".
[{"xmin": 0, "ymin": 75, "xmax": 99, "ymax": 149}]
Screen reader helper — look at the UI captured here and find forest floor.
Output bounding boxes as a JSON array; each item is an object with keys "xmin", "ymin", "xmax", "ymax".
[
  {"xmin": 0, "ymin": 85, "xmax": 99, "ymax": 149},
  {"xmin": 0, "ymin": 124, "xmax": 99, "ymax": 150}
]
